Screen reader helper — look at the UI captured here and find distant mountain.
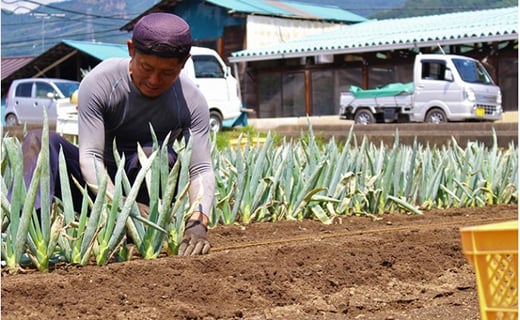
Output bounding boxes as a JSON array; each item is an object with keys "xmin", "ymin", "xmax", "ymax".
[
  {"xmin": 294, "ymin": 0, "xmax": 406, "ymax": 18},
  {"xmin": 1, "ymin": 0, "xmax": 516, "ymax": 57},
  {"xmin": 368, "ymin": 0, "xmax": 516, "ymax": 19},
  {"xmin": 1, "ymin": 0, "xmax": 158, "ymax": 57},
  {"xmin": 296, "ymin": 0, "xmax": 517, "ymax": 18}
]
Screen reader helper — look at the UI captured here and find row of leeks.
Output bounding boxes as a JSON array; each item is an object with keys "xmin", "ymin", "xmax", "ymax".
[
  {"xmin": 1, "ymin": 118, "xmax": 518, "ymax": 272},
  {"xmin": 210, "ymin": 125, "xmax": 517, "ymax": 225},
  {"xmin": 0, "ymin": 111, "xmax": 195, "ymax": 273}
]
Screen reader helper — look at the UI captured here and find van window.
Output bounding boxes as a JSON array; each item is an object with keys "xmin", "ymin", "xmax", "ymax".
[
  {"xmin": 15, "ymin": 82, "xmax": 33, "ymax": 98},
  {"xmin": 192, "ymin": 55, "xmax": 224, "ymax": 78},
  {"xmin": 35, "ymin": 82, "xmax": 54, "ymax": 98}
]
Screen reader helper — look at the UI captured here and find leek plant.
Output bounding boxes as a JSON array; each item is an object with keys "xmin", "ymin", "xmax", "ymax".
[
  {"xmin": 112, "ymin": 127, "xmax": 194, "ymax": 258},
  {"xmin": 213, "ymin": 132, "xmax": 275, "ymax": 225},
  {"xmin": 24, "ymin": 116, "xmax": 64, "ymax": 271},
  {"xmin": 1, "ymin": 111, "xmax": 64, "ymax": 272},
  {"xmin": 56, "ymin": 136, "xmax": 169, "ymax": 265},
  {"xmin": 56, "ymin": 177, "xmax": 95, "ymax": 266},
  {"xmin": 1, "ymin": 135, "xmax": 34, "ymax": 272},
  {"xmin": 231, "ymin": 132, "xmax": 273, "ymax": 224},
  {"xmin": 164, "ymin": 136, "xmax": 196, "ymax": 255},
  {"xmin": 93, "ymin": 147, "xmax": 158, "ymax": 264}
]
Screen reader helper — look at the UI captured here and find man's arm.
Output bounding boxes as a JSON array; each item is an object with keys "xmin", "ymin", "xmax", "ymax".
[
  {"xmin": 185, "ymin": 129, "xmax": 215, "ymax": 227},
  {"xmin": 77, "ymin": 70, "xmax": 116, "ymax": 197},
  {"xmin": 178, "ymin": 80, "xmax": 216, "ymax": 255}
]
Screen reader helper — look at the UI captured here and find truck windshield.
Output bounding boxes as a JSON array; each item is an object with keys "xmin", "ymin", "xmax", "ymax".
[{"xmin": 452, "ymin": 58, "xmax": 494, "ymax": 85}]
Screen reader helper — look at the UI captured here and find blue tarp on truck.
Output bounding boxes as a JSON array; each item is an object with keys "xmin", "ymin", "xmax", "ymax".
[{"xmin": 349, "ymin": 82, "xmax": 414, "ymax": 99}]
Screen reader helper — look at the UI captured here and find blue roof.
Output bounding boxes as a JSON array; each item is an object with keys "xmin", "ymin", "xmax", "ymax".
[
  {"xmin": 62, "ymin": 40, "xmax": 128, "ymax": 61},
  {"xmin": 230, "ymin": 6, "xmax": 518, "ymax": 62},
  {"xmin": 204, "ymin": 0, "xmax": 366, "ymax": 23}
]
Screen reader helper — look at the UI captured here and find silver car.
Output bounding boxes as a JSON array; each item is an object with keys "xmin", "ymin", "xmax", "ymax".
[{"xmin": 4, "ymin": 78, "xmax": 79, "ymax": 126}]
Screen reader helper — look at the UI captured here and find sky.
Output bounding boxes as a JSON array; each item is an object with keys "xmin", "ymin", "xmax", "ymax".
[{"xmin": 1, "ymin": 0, "xmax": 66, "ymax": 14}]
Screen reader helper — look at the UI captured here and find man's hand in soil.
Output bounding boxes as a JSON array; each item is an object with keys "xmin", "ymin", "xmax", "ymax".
[
  {"xmin": 178, "ymin": 212, "xmax": 210, "ymax": 256},
  {"xmin": 135, "ymin": 202, "xmax": 150, "ymax": 218},
  {"xmin": 120, "ymin": 196, "xmax": 150, "ymax": 218}
]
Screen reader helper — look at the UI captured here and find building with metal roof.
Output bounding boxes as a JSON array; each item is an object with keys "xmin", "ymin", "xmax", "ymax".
[
  {"xmin": 119, "ymin": 0, "xmax": 366, "ymax": 63},
  {"xmin": 200, "ymin": 0, "xmax": 366, "ymax": 22},
  {"xmin": 228, "ymin": 6, "xmax": 518, "ymax": 117},
  {"xmin": 230, "ymin": 6, "xmax": 517, "ymax": 62},
  {"xmin": 60, "ymin": 40, "xmax": 128, "ymax": 61},
  {"xmin": 121, "ymin": 0, "xmax": 366, "ymax": 30},
  {"xmin": 1, "ymin": 56, "xmax": 35, "ymax": 81},
  {"xmin": 1, "ymin": 40, "xmax": 128, "ymax": 96}
]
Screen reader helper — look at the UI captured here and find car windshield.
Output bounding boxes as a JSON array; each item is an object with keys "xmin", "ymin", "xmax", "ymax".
[
  {"xmin": 452, "ymin": 58, "xmax": 494, "ymax": 85},
  {"xmin": 193, "ymin": 55, "xmax": 225, "ymax": 78},
  {"xmin": 55, "ymin": 82, "xmax": 79, "ymax": 98}
]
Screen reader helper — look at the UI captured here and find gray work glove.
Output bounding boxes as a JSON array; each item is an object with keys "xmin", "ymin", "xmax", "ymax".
[{"xmin": 178, "ymin": 220, "xmax": 211, "ymax": 256}]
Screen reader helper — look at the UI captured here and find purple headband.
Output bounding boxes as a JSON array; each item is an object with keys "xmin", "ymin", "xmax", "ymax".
[{"xmin": 132, "ymin": 13, "xmax": 192, "ymax": 58}]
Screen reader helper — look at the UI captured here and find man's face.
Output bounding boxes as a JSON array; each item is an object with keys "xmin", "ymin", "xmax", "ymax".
[{"xmin": 128, "ymin": 40, "xmax": 188, "ymax": 98}]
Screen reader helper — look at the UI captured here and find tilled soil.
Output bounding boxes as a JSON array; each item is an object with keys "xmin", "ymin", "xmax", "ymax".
[{"xmin": 1, "ymin": 204, "xmax": 517, "ymax": 320}]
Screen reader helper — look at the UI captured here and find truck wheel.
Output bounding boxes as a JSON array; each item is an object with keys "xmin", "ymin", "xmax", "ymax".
[
  {"xmin": 425, "ymin": 108, "xmax": 447, "ymax": 124},
  {"xmin": 354, "ymin": 109, "xmax": 376, "ymax": 125},
  {"xmin": 209, "ymin": 111, "xmax": 223, "ymax": 133},
  {"xmin": 5, "ymin": 114, "xmax": 18, "ymax": 126}
]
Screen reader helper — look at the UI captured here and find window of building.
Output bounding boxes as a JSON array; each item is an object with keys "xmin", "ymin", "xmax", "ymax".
[
  {"xmin": 282, "ymin": 72, "xmax": 305, "ymax": 117},
  {"xmin": 312, "ymin": 68, "xmax": 363, "ymax": 116},
  {"xmin": 258, "ymin": 73, "xmax": 281, "ymax": 118}
]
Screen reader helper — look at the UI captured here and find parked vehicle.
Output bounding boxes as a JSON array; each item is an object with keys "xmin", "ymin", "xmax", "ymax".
[
  {"xmin": 181, "ymin": 46, "xmax": 243, "ymax": 132},
  {"xmin": 4, "ymin": 78, "xmax": 79, "ymax": 126},
  {"xmin": 339, "ymin": 54, "xmax": 503, "ymax": 124},
  {"xmin": 1, "ymin": 97, "xmax": 6, "ymax": 126}
]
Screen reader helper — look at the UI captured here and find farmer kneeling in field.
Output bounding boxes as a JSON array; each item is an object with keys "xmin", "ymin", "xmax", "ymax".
[{"xmin": 16, "ymin": 13, "xmax": 215, "ymax": 256}]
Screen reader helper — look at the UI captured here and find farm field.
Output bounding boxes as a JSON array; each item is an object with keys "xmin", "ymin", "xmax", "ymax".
[{"xmin": 2, "ymin": 204, "xmax": 517, "ymax": 320}]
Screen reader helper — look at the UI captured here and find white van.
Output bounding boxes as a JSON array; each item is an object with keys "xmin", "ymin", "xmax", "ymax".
[{"xmin": 182, "ymin": 46, "xmax": 243, "ymax": 132}]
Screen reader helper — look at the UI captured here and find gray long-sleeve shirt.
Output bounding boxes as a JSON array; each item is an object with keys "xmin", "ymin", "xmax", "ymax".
[{"xmin": 77, "ymin": 57, "xmax": 215, "ymax": 216}]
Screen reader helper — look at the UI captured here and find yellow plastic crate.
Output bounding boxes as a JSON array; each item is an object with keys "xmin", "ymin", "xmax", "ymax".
[{"xmin": 460, "ymin": 220, "xmax": 518, "ymax": 320}]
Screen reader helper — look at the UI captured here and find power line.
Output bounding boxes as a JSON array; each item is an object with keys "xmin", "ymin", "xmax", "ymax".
[
  {"xmin": 1, "ymin": 12, "xmax": 125, "ymax": 27},
  {"xmin": 1, "ymin": 0, "xmax": 136, "ymax": 19},
  {"xmin": 1, "ymin": 1, "xmax": 141, "ymax": 53},
  {"xmin": 1, "ymin": 26, "xmax": 128, "ymax": 46}
]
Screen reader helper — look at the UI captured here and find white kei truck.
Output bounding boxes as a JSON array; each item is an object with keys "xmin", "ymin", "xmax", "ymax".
[
  {"xmin": 57, "ymin": 46, "xmax": 243, "ymax": 136},
  {"xmin": 338, "ymin": 53, "xmax": 503, "ymax": 124}
]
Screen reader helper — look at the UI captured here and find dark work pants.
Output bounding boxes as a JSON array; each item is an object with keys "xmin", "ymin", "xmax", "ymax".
[
  {"xmin": 12, "ymin": 129, "xmax": 86, "ymax": 212},
  {"xmin": 11, "ymin": 129, "xmax": 177, "ymax": 213}
]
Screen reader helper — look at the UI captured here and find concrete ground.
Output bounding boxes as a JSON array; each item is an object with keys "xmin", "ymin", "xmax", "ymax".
[
  {"xmin": 247, "ymin": 111, "xmax": 518, "ymax": 131},
  {"xmin": 245, "ymin": 111, "xmax": 518, "ymax": 148}
]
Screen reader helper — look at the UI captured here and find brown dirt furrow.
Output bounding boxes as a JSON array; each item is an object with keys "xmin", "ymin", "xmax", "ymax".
[{"xmin": 1, "ymin": 204, "xmax": 517, "ymax": 320}]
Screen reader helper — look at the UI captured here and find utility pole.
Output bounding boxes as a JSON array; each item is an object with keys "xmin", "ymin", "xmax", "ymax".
[
  {"xmin": 32, "ymin": 12, "xmax": 65, "ymax": 53},
  {"xmin": 86, "ymin": 8, "xmax": 95, "ymax": 42}
]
